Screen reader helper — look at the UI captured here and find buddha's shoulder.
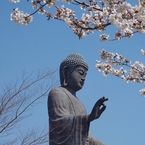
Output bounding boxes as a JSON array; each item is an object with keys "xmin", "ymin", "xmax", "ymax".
[{"xmin": 49, "ymin": 87, "xmax": 66, "ymax": 96}]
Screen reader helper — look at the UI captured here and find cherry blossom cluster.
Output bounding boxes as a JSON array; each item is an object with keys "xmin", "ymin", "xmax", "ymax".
[
  {"xmin": 96, "ymin": 49, "xmax": 145, "ymax": 96},
  {"xmin": 10, "ymin": 8, "xmax": 33, "ymax": 25},
  {"xmin": 9, "ymin": 0, "xmax": 145, "ymax": 40}
]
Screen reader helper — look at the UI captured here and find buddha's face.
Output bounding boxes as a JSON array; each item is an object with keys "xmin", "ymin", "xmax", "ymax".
[{"xmin": 67, "ymin": 66, "xmax": 87, "ymax": 92}]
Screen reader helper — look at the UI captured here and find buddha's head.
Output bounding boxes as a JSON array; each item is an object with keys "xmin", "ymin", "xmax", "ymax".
[{"xmin": 59, "ymin": 53, "xmax": 88, "ymax": 92}]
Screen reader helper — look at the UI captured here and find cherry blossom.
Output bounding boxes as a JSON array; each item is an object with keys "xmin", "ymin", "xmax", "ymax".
[
  {"xmin": 9, "ymin": 0, "xmax": 145, "ymax": 40},
  {"xmin": 141, "ymin": 49, "xmax": 145, "ymax": 56},
  {"xmin": 140, "ymin": 88, "xmax": 145, "ymax": 96},
  {"xmin": 100, "ymin": 34, "xmax": 109, "ymax": 42},
  {"xmin": 10, "ymin": 8, "xmax": 33, "ymax": 25},
  {"xmin": 96, "ymin": 49, "xmax": 145, "ymax": 97}
]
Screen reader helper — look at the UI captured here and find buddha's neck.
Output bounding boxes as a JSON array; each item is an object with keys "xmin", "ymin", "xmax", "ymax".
[{"xmin": 64, "ymin": 86, "xmax": 76, "ymax": 96}]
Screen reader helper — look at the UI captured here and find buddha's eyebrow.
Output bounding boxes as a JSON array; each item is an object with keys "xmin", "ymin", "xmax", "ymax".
[
  {"xmin": 77, "ymin": 68, "xmax": 87, "ymax": 75},
  {"xmin": 77, "ymin": 67, "xmax": 87, "ymax": 72}
]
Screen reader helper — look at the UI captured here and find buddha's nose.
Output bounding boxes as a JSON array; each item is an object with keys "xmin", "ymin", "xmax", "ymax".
[{"xmin": 81, "ymin": 77, "xmax": 85, "ymax": 81}]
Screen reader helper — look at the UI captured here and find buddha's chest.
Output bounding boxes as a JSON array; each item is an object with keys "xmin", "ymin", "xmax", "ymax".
[{"xmin": 68, "ymin": 95, "xmax": 87, "ymax": 115}]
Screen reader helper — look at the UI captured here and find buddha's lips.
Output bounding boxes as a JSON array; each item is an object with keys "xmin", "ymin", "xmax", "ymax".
[{"xmin": 80, "ymin": 82, "xmax": 84, "ymax": 86}]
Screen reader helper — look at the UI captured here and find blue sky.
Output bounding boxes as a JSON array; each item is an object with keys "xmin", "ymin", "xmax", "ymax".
[{"xmin": 1, "ymin": 0, "xmax": 145, "ymax": 144}]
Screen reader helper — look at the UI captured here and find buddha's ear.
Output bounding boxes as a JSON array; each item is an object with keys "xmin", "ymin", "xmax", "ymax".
[
  {"xmin": 63, "ymin": 66, "xmax": 68, "ymax": 78},
  {"xmin": 63, "ymin": 66, "xmax": 69, "ymax": 86}
]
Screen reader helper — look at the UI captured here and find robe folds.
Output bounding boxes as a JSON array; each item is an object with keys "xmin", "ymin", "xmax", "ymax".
[{"xmin": 48, "ymin": 87, "xmax": 105, "ymax": 145}]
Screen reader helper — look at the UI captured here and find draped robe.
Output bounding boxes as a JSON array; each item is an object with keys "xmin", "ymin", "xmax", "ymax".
[{"xmin": 48, "ymin": 87, "xmax": 105, "ymax": 145}]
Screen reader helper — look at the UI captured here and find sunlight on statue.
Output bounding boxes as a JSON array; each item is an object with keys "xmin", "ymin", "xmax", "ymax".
[{"xmin": 48, "ymin": 53, "xmax": 108, "ymax": 145}]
